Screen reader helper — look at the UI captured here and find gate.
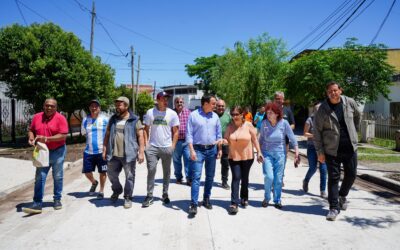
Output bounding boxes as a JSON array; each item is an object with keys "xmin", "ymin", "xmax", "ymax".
[{"xmin": 0, "ymin": 99, "xmax": 34, "ymax": 143}]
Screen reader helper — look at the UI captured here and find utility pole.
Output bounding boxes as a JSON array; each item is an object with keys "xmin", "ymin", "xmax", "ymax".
[
  {"xmin": 135, "ymin": 55, "xmax": 141, "ymax": 108},
  {"xmin": 153, "ymin": 81, "xmax": 156, "ymax": 99},
  {"xmin": 131, "ymin": 46, "xmax": 135, "ymax": 112},
  {"xmin": 90, "ymin": 1, "xmax": 95, "ymax": 55}
]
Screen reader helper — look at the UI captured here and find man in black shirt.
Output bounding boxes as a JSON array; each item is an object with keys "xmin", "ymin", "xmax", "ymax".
[{"xmin": 313, "ymin": 81, "xmax": 360, "ymax": 221}]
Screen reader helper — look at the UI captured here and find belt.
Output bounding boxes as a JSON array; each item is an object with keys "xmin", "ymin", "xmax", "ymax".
[
  {"xmin": 194, "ymin": 144, "xmax": 215, "ymax": 150},
  {"xmin": 178, "ymin": 139, "xmax": 186, "ymax": 141}
]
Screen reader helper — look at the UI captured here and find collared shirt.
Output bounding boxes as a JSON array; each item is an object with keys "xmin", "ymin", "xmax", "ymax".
[
  {"xmin": 175, "ymin": 107, "xmax": 191, "ymax": 140},
  {"xmin": 30, "ymin": 112, "xmax": 68, "ymax": 150},
  {"xmin": 82, "ymin": 114, "xmax": 109, "ymax": 154},
  {"xmin": 218, "ymin": 112, "xmax": 231, "ymax": 136},
  {"xmin": 186, "ymin": 108, "xmax": 222, "ymax": 145}
]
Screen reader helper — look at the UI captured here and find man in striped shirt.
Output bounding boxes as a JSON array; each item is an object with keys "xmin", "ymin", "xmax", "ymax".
[{"xmin": 81, "ymin": 99, "xmax": 109, "ymax": 199}]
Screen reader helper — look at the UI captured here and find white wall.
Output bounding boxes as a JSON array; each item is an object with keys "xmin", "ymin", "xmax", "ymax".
[{"xmin": 363, "ymin": 81, "xmax": 400, "ymax": 115}]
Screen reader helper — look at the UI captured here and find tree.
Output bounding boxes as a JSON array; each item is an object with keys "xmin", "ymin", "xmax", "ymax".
[
  {"xmin": 0, "ymin": 23, "xmax": 115, "ymax": 134},
  {"xmin": 284, "ymin": 38, "xmax": 395, "ymax": 106},
  {"xmin": 185, "ymin": 54, "xmax": 219, "ymax": 94},
  {"xmin": 135, "ymin": 92, "xmax": 154, "ymax": 120},
  {"xmin": 211, "ymin": 33, "xmax": 290, "ymax": 113}
]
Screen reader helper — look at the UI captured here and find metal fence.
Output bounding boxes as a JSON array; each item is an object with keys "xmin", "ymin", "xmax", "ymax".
[
  {"xmin": 362, "ymin": 113, "xmax": 400, "ymax": 140},
  {"xmin": 0, "ymin": 99, "xmax": 34, "ymax": 143}
]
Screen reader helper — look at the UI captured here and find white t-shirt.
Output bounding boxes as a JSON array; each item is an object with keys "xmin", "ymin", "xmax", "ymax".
[{"xmin": 144, "ymin": 107, "xmax": 180, "ymax": 147}]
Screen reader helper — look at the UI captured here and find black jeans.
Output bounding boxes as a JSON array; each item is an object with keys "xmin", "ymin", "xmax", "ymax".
[
  {"xmin": 326, "ymin": 151, "xmax": 357, "ymax": 210},
  {"xmin": 221, "ymin": 145, "xmax": 230, "ymax": 182},
  {"xmin": 229, "ymin": 159, "xmax": 254, "ymax": 205}
]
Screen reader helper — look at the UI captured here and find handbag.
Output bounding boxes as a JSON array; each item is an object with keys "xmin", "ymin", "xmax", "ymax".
[{"xmin": 32, "ymin": 141, "xmax": 49, "ymax": 167}]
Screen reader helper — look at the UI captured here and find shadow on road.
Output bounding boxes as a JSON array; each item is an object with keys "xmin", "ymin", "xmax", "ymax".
[
  {"xmin": 67, "ymin": 192, "xmax": 92, "ymax": 199},
  {"xmin": 342, "ymin": 215, "xmax": 400, "ymax": 228}
]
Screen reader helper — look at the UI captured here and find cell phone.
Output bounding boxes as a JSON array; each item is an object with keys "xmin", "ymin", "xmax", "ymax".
[{"xmin": 294, "ymin": 156, "xmax": 301, "ymax": 167}]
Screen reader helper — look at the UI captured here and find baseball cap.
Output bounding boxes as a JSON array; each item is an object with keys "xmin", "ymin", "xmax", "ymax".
[
  {"xmin": 156, "ymin": 91, "xmax": 171, "ymax": 100},
  {"xmin": 89, "ymin": 99, "xmax": 100, "ymax": 106},
  {"xmin": 115, "ymin": 96, "xmax": 130, "ymax": 106}
]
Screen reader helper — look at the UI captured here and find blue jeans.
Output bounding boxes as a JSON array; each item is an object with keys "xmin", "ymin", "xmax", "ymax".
[
  {"xmin": 173, "ymin": 139, "xmax": 191, "ymax": 181},
  {"xmin": 304, "ymin": 144, "xmax": 327, "ymax": 191},
  {"xmin": 262, "ymin": 150, "xmax": 285, "ymax": 204},
  {"xmin": 191, "ymin": 145, "xmax": 217, "ymax": 205},
  {"xmin": 33, "ymin": 145, "xmax": 66, "ymax": 204}
]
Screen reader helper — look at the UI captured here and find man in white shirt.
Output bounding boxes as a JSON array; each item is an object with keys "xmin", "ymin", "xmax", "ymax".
[{"xmin": 142, "ymin": 92, "xmax": 180, "ymax": 207}]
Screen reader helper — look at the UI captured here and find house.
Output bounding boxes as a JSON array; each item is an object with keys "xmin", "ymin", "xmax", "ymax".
[
  {"xmin": 161, "ymin": 84, "xmax": 204, "ymax": 110},
  {"xmin": 363, "ymin": 49, "xmax": 400, "ymax": 117}
]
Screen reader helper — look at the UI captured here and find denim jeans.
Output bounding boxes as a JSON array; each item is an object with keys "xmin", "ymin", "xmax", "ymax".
[
  {"xmin": 262, "ymin": 150, "xmax": 285, "ymax": 204},
  {"xmin": 229, "ymin": 159, "xmax": 254, "ymax": 205},
  {"xmin": 33, "ymin": 145, "xmax": 66, "ymax": 204},
  {"xmin": 326, "ymin": 151, "xmax": 357, "ymax": 210},
  {"xmin": 304, "ymin": 144, "xmax": 327, "ymax": 191},
  {"xmin": 107, "ymin": 156, "xmax": 137, "ymax": 199},
  {"xmin": 191, "ymin": 145, "xmax": 217, "ymax": 205},
  {"xmin": 173, "ymin": 139, "xmax": 191, "ymax": 181}
]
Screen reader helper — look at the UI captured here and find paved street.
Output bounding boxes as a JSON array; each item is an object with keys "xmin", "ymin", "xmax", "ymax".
[{"xmin": 0, "ymin": 156, "xmax": 399, "ymax": 250}]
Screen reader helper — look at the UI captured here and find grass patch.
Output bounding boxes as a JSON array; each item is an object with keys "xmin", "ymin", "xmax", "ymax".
[
  {"xmin": 358, "ymin": 147, "xmax": 399, "ymax": 155},
  {"xmin": 368, "ymin": 138, "xmax": 396, "ymax": 149},
  {"xmin": 358, "ymin": 154, "xmax": 400, "ymax": 163}
]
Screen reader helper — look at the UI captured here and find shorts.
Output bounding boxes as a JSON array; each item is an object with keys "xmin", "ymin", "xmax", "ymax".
[{"xmin": 82, "ymin": 152, "xmax": 108, "ymax": 173}]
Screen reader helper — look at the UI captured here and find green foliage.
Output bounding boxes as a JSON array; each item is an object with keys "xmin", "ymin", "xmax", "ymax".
[
  {"xmin": 185, "ymin": 54, "xmax": 219, "ymax": 94},
  {"xmin": 285, "ymin": 38, "xmax": 395, "ymax": 106},
  {"xmin": 135, "ymin": 92, "xmax": 154, "ymax": 120},
  {"xmin": 0, "ymin": 23, "xmax": 115, "ymax": 116},
  {"xmin": 211, "ymin": 33, "xmax": 290, "ymax": 112}
]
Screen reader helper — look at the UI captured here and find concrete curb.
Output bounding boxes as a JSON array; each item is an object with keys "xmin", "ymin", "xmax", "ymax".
[
  {"xmin": 0, "ymin": 158, "xmax": 83, "ymax": 202},
  {"xmin": 358, "ymin": 174, "xmax": 400, "ymax": 193}
]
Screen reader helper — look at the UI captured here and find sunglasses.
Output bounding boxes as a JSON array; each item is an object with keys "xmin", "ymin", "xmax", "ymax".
[{"xmin": 231, "ymin": 113, "xmax": 241, "ymax": 117}]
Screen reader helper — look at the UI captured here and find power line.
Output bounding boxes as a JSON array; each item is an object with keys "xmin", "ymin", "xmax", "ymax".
[
  {"xmin": 298, "ymin": 0, "xmax": 362, "ymax": 52},
  {"xmin": 318, "ymin": 0, "xmax": 367, "ymax": 49},
  {"xmin": 16, "ymin": 0, "xmax": 50, "ymax": 22},
  {"xmin": 15, "ymin": 0, "xmax": 28, "ymax": 25},
  {"xmin": 370, "ymin": 0, "xmax": 397, "ymax": 44},
  {"xmin": 290, "ymin": 0, "xmax": 352, "ymax": 52},
  {"xmin": 96, "ymin": 18, "xmax": 128, "ymax": 58}
]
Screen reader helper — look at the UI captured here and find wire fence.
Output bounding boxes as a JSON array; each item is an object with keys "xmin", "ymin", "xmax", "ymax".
[{"xmin": 362, "ymin": 113, "xmax": 400, "ymax": 140}]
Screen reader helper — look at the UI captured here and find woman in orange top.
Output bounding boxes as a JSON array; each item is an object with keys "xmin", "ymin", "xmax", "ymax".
[{"xmin": 223, "ymin": 106, "xmax": 263, "ymax": 214}]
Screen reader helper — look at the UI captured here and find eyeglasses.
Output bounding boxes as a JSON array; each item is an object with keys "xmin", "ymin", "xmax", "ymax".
[
  {"xmin": 176, "ymin": 101, "xmax": 183, "ymax": 104},
  {"xmin": 231, "ymin": 113, "xmax": 241, "ymax": 117}
]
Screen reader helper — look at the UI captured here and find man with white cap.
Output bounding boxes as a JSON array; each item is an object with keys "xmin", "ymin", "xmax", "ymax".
[
  {"xmin": 102, "ymin": 96, "xmax": 145, "ymax": 209},
  {"xmin": 142, "ymin": 91, "xmax": 180, "ymax": 207}
]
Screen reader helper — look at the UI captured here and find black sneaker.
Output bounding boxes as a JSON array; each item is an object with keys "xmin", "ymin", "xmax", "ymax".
[
  {"xmin": 302, "ymin": 180, "xmax": 309, "ymax": 193},
  {"xmin": 221, "ymin": 181, "xmax": 230, "ymax": 190},
  {"xmin": 97, "ymin": 192, "xmax": 104, "ymax": 199},
  {"xmin": 53, "ymin": 200, "xmax": 62, "ymax": 210},
  {"xmin": 274, "ymin": 202, "xmax": 283, "ymax": 209},
  {"xmin": 176, "ymin": 178, "xmax": 183, "ymax": 184},
  {"xmin": 339, "ymin": 196, "xmax": 348, "ymax": 211},
  {"xmin": 22, "ymin": 202, "xmax": 42, "ymax": 214},
  {"xmin": 326, "ymin": 209, "xmax": 340, "ymax": 221},
  {"xmin": 142, "ymin": 195, "xmax": 153, "ymax": 207},
  {"xmin": 202, "ymin": 198, "xmax": 213, "ymax": 210},
  {"xmin": 124, "ymin": 198, "xmax": 132, "ymax": 209},
  {"xmin": 228, "ymin": 204, "xmax": 239, "ymax": 214},
  {"xmin": 240, "ymin": 199, "xmax": 249, "ymax": 208},
  {"xmin": 186, "ymin": 179, "xmax": 192, "ymax": 186},
  {"xmin": 189, "ymin": 204, "xmax": 197, "ymax": 215},
  {"xmin": 162, "ymin": 193, "xmax": 170, "ymax": 204},
  {"xmin": 262, "ymin": 199, "xmax": 269, "ymax": 208},
  {"xmin": 110, "ymin": 192, "xmax": 120, "ymax": 203},
  {"xmin": 89, "ymin": 180, "xmax": 99, "ymax": 195}
]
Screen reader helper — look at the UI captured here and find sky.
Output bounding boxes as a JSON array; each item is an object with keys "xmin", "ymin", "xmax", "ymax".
[{"xmin": 1, "ymin": 0, "xmax": 399, "ymax": 88}]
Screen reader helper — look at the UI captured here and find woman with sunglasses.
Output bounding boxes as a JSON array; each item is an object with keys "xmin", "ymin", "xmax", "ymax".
[
  {"xmin": 259, "ymin": 102, "xmax": 299, "ymax": 209},
  {"xmin": 223, "ymin": 106, "xmax": 263, "ymax": 214}
]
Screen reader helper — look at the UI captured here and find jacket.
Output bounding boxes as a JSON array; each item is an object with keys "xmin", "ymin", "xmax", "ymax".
[
  {"xmin": 313, "ymin": 95, "xmax": 360, "ymax": 157},
  {"xmin": 106, "ymin": 111, "xmax": 139, "ymax": 163}
]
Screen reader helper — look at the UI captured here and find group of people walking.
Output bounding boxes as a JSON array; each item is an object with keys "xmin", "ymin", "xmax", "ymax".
[{"xmin": 22, "ymin": 81, "xmax": 360, "ymax": 222}]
